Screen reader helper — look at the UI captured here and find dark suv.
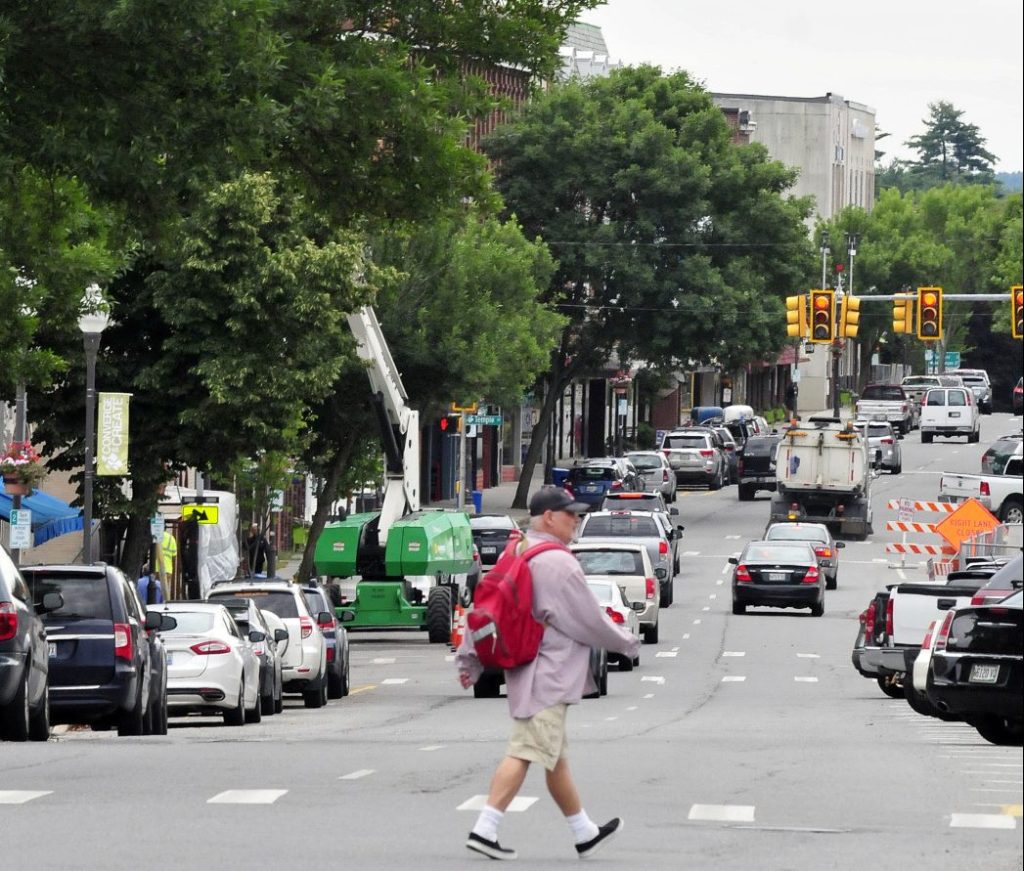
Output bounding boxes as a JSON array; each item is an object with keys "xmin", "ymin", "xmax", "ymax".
[
  {"xmin": 1, "ymin": 544, "xmax": 61, "ymax": 741},
  {"xmin": 737, "ymin": 434, "xmax": 783, "ymax": 501},
  {"xmin": 22, "ymin": 563, "xmax": 169, "ymax": 735}
]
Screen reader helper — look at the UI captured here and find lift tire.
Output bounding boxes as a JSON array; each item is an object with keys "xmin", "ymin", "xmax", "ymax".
[{"xmin": 426, "ymin": 586, "xmax": 453, "ymax": 643}]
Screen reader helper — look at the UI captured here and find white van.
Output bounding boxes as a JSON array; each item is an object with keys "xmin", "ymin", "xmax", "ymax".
[{"xmin": 919, "ymin": 387, "xmax": 980, "ymax": 444}]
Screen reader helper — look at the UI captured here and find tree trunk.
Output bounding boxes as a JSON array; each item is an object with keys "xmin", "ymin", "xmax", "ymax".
[
  {"xmin": 512, "ymin": 374, "xmax": 564, "ymax": 510},
  {"xmin": 121, "ymin": 483, "xmax": 161, "ymax": 580},
  {"xmin": 297, "ymin": 431, "xmax": 358, "ymax": 582}
]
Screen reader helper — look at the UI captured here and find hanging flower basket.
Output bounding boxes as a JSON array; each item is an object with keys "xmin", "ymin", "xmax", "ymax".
[{"xmin": 1, "ymin": 441, "xmax": 48, "ymax": 493}]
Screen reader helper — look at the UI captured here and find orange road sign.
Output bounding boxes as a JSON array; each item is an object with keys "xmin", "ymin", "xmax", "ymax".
[{"xmin": 934, "ymin": 498, "xmax": 999, "ymax": 550}]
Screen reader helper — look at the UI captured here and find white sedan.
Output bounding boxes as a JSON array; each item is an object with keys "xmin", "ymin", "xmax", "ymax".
[
  {"xmin": 156, "ymin": 602, "xmax": 261, "ymax": 726},
  {"xmin": 585, "ymin": 579, "xmax": 642, "ymax": 671}
]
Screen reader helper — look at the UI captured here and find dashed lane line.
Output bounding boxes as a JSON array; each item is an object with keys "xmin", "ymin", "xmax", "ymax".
[
  {"xmin": 642, "ymin": 676, "xmax": 666, "ymax": 685},
  {"xmin": 339, "ymin": 769, "xmax": 375, "ymax": 780},
  {"xmin": 794, "ymin": 677, "xmax": 819, "ymax": 683},
  {"xmin": 689, "ymin": 804, "xmax": 755, "ymax": 822},
  {"xmin": 949, "ymin": 813, "xmax": 1016, "ymax": 829},
  {"xmin": 380, "ymin": 678, "xmax": 409, "ymax": 685},
  {"xmin": 208, "ymin": 790, "xmax": 287, "ymax": 805},
  {"xmin": 419, "ymin": 745, "xmax": 445, "ymax": 752},
  {"xmin": 721, "ymin": 676, "xmax": 746, "ymax": 683},
  {"xmin": 723, "ymin": 651, "xmax": 745, "ymax": 657},
  {"xmin": 372, "ymin": 657, "xmax": 397, "ymax": 664},
  {"xmin": 656, "ymin": 651, "xmax": 678, "ymax": 658},
  {"xmin": 0, "ymin": 791, "xmax": 52, "ymax": 804}
]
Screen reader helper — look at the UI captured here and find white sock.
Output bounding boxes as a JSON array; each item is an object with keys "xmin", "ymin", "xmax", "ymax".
[
  {"xmin": 566, "ymin": 809, "xmax": 600, "ymax": 844},
  {"xmin": 472, "ymin": 805, "xmax": 504, "ymax": 842}
]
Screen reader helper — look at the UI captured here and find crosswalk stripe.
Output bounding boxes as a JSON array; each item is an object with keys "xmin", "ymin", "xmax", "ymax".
[
  {"xmin": 689, "ymin": 804, "xmax": 755, "ymax": 822},
  {"xmin": 207, "ymin": 789, "xmax": 287, "ymax": 804},
  {"xmin": 458, "ymin": 795, "xmax": 537, "ymax": 812},
  {"xmin": 949, "ymin": 813, "xmax": 1016, "ymax": 829},
  {"xmin": 0, "ymin": 791, "xmax": 52, "ymax": 804}
]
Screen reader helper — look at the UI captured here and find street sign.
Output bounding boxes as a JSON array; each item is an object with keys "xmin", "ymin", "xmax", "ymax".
[
  {"xmin": 934, "ymin": 498, "xmax": 999, "ymax": 550},
  {"xmin": 465, "ymin": 414, "xmax": 502, "ymax": 426},
  {"xmin": 181, "ymin": 503, "xmax": 219, "ymax": 524},
  {"xmin": 944, "ymin": 351, "xmax": 960, "ymax": 369},
  {"xmin": 149, "ymin": 514, "xmax": 165, "ymax": 542},
  {"xmin": 10, "ymin": 508, "xmax": 32, "ymax": 549},
  {"xmin": 897, "ymin": 497, "xmax": 914, "ymax": 523}
]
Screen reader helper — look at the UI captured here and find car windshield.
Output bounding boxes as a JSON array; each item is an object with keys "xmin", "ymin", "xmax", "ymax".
[
  {"xmin": 766, "ymin": 526, "xmax": 828, "ymax": 544},
  {"xmin": 743, "ymin": 437, "xmax": 778, "ymax": 455},
  {"xmin": 570, "ymin": 467, "xmax": 615, "ymax": 481},
  {"xmin": 162, "ymin": 611, "xmax": 216, "ymax": 633},
  {"xmin": 470, "ymin": 516, "xmax": 516, "ymax": 530},
  {"xmin": 208, "ymin": 589, "xmax": 300, "ymax": 619},
  {"xmin": 744, "ymin": 544, "xmax": 813, "ymax": 563},
  {"xmin": 581, "ymin": 516, "xmax": 660, "ymax": 538},
  {"xmin": 627, "ymin": 455, "xmax": 662, "ymax": 470},
  {"xmin": 23, "ymin": 572, "xmax": 112, "ymax": 620},
  {"xmin": 662, "ymin": 435, "xmax": 707, "ymax": 449},
  {"xmin": 574, "ymin": 549, "xmax": 645, "ymax": 575}
]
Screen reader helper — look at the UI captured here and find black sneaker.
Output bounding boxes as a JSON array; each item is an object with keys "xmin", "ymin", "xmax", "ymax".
[
  {"xmin": 466, "ymin": 832, "xmax": 517, "ymax": 860},
  {"xmin": 575, "ymin": 817, "xmax": 623, "ymax": 859}
]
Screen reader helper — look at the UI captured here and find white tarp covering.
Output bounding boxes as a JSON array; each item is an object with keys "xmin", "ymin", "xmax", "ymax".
[{"xmin": 158, "ymin": 487, "xmax": 239, "ymax": 598}]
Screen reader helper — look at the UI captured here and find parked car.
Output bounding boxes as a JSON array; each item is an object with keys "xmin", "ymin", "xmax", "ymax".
[
  {"xmin": 926, "ymin": 588, "xmax": 1023, "ymax": 745},
  {"xmin": 981, "ymin": 431, "xmax": 1022, "ymax": 474},
  {"xmin": 300, "ymin": 581, "xmax": 351, "ymax": 699},
  {"xmin": 1, "ymin": 544, "xmax": 61, "ymax": 741},
  {"xmin": 920, "ymin": 386, "xmax": 980, "ymax": 443},
  {"xmin": 211, "ymin": 596, "xmax": 286, "ymax": 715},
  {"xmin": 852, "ymin": 418, "xmax": 902, "ymax": 474},
  {"xmin": 468, "ymin": 514, "xmax": 521, "ymax": 571},
  {"xmin": 155, "ymin": 601, "xmax": 262, "ymax": 725},
  {"xmin": 564, "ymin": 459, "xmax": 641, "ymax": 510},
  {"xmin": 206, "ymin": 578, "xmax": 332, "ymax": 708},
  {"xmin": 576, "ymin": 509, "xmax": 682, "ymax": 606},
  {"xmin": 625, "ymin": 450, "xmax": 677, "ymax": 502},
  {"xmin": 763, "ymin": 521, "xmax": 844, "ymax": 589},
  {"xmin": 572, "ymin": 541, "xmax": 660, "ymax": 643},
  {"xmin": 1013, "ymin": 376, "xmax": 1023, "ymax": 415},
  {"xmin": 659, "ymin": 429, "xmax": 727, "ymax": 489},
  {"xmin": 850, "ymin": 590, "xmax": 898, "ymax": 697},
  {"xmin": 736, "ymin": 433, "xmax": 782, "ymax": 501},
  {"xmin": 707, "ymin": 425, "xmax": 740, "ymax": 483},
  {"xmin": 729, "ymin": 540, "xmax": 824, "ymax": 616},
  {"xmin": 948, "ymin": 368, "xmax": 993, "ymax": 414},
  {"xmin": 21, "ymin": 563, "xmax": 168, "ymax": 735},
  {"xmin": 584, "ymin": 578, "xmax": 642, "ymax": 670}
]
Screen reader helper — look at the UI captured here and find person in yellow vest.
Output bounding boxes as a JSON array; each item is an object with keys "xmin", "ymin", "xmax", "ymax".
[{"xmin": 159, "ymin": 529, "xmax": 177, "ymax": 583}]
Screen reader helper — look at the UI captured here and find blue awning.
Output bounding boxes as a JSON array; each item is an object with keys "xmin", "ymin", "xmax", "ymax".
[{"xmin": 0, "ymin": 481, "xmax": 84, "ymax": 547}]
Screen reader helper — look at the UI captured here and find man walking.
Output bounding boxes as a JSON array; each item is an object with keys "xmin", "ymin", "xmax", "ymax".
[{"xmin": 456, "ymin": 486, "xmax": 641, "ymax": 861}]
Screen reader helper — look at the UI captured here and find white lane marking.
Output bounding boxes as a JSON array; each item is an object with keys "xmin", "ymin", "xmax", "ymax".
[
  {"xmin": 720, "ymin": 564, "xmax": 729, "ymax": 575},
  {"xmin": 0, "ymin": 791, "xmax": 52, "ymax": 804},
  {"xmin": 339, "ymin": 769, "xmax": 375, "ymax": 780},
  {"xmin": 605, "ymin": 716, "xmax": 618, "ymax": 722},
  {"xmin": 372, "ymin": 657, "xmax": 397, "ymax": 664},
  {"xmin": 380, "ymin": 678, "xmax": 408, "ymax": 685},
  {"xmin": 682, "ymin": 633, "xmax": 691, "ymax": 640},
  {"xmin": 896, "ymin": 569, "xmax": 907, "ymax": 581},
  {"xmin": 419, "ymin": 745, "xmax": 444, "ymax": 752},
  {"xmin": 672, "ymin": 646, "xmax": 680, "ymax": 652},
  {"xmin": 689, "ymin": 804, "xmax": 755, "ymax": 822},
  {"xmin": 872, "ymin": 558, "xmax": 889, "ymax": 564},
  {"xmin": 458, "ymin": 795, "xmax": 538, "ymax": 812},
  {"xmin": 796, "ymin": 653, "xmax": 820, "ymax": 659},
  {"xmin": 444, "ymin": 655, "xmax": 455, "ymax": 662},
  {"xmin": 955, "ymin": 763, "xmax": 1022, "ymax": 768},
  {"xmin": 949, "ymin": 813, "xmax": 1016, "ymax": 829},
  {"xmin": 963, "ymin": 779, "xmax": 1023, "ymax": 784},
  {"xmin": 725, "ymin": 535, "xmax": 741, "ymax": 540},
  {"xmin": 683, "ymin": 551, "xmax": 700, "ymax": 556},
  {"xmin": 716, "ymin": 579, "xmax": 724, "ymax": 585},
  {"xmin": 208, "ymin": 790, "xmax": 287, "ymax": 805},
  {"xmin": 721, "ymin": 676, "xmax": 746, "ymax": 682},
  {"xmin": 643, "ymin": 693, "xmax": 655, "ymax": 699},
  {"xmin": 702, "ymin": 606, "xmax": 711, "ymax": 612},
  {"xmin": 656, "ymin": 651, "xmax": 678, "ymax": 658},
  {"xmin": 693, "ymin": 619, "xmax": 702, "ymax": 625},
  {"xmin": 642, "ymin": 676, "xmax": 666, "ymax": 685},
  {"xmin": 794, "ymin": 677, "xmax": 819, "ymax": 683},
  {"xmin": 709, "ymin": 594, "xmax": 717, "ymax": 600},
  {"xmin": 723, "ymin": 651, "xmax": 745, "ymax": 657},
  {"xmin": 971, "ymin": 788, "xmax": 1024, "ymax": 793},
  {"xmin": 626, "ymin": 706, "xmax": 638, "ymax": 711}
]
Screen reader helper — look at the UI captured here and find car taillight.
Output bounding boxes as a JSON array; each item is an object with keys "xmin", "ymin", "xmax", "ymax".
[
  {"xmin": 0, "ymin": 601, "xmax": 17, "ymax": 641},
  {"xmin": 864, "ymin": 601, "xmax": 876, "ymax": 637},
  {"xmin": 662, "ymin": 470, "xmax": 669, "ymax": 483},
  {"xmin": 980, "ymin": 481, "xmax": 990, "ymax": 497},
  {"xmin": 645, "ymin": 577, "xmax": 656, "ymax": 599},
  {"xmin": 802, "ymin": 565, "xmax": 820, "ymax": 584},
  {"xmin": 735, "ymin": 565, "xmax": 752, "ymax": 583},
  {"xmin": 190, "ymin": 640, "xmax": 231, "ymax": 655},
  {"xmin": 659, "ymin": 540, "xmax": 668, "ymax": 555},
  {"xmin": 886, "ymin": 597, "xmax": 895, "ymax": 637},
  {"xmin": 326, "ymin": 646, "xmax": 335, "ymax": 662},
  {"xmin": 880, "ymin": 438, "xmax": 893, "ymax": 445},
  {"xmin": 605, "ymin": 607, "xmax": 624, "ymax": 624},
  {"xmin": 564, "ymin": 484, "xmax": 574, "ymax": 496},
  {"xmin": 114, "ymin": 623, "xmax": 133, "ymax": 661},
  {"xmin": 610, "ymin": 480, "xmax": 622, "ymax": 490},
  {"xmin": 920, "ymin": 620, "xmax": 937, "ymax": 650},
  {"xmin": 814, "ymin": 547, "xmax": 833, "ymax": 559},
  {"xmin": 933, "ymin": 611, "xmax": 955, "ymax": 651},
  {"xmin": 300, "ymin": 617, "xmax": 314, "ymax": 639},
  {"xmin": 663, "ymin": 449, "xmax": 671, "ymax": 457},
  {"xmin": 699, "ymin": 449, "xmax": 714, "ymax": 458},
  {"xmin": 252, "ymin": 643, "xmax": 265, "ymax": 656}
]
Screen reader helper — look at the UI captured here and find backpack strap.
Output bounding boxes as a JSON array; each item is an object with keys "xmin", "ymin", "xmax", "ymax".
[{"xmin": 520, "ymin": 541, "xmax": 568, "ymax": 561}]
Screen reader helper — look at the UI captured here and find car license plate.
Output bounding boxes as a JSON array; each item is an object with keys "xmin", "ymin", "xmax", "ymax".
[
  {"xmin": 949, "ymin": 411, "xmax": 960, "ymax": 418},
  {"xmin": 583, "ymin": 485, "xmax": 600, "ymax": 493},
  {"xmin": 766, "ymin": 572, "xmax": 787, "ymax": 582},
  {"xmin": 481, "ymin": 546, "xmax": 497, "ymax": 555},
  {"xmin": 969, "ymin": 664, "xmax": 999, "ymax": 684},
  {"xmin": 48, "ymin": 642, "xmax": 56, "ymax": 658}
]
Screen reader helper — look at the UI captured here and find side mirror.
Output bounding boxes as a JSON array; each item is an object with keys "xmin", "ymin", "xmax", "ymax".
[
  {"xmin": 39, "ymin": 592, "xmax": 64, "ymax": 613},
  {"xmin": 144, "ymin": 611, "xmax": 163, "ymax": 631},
  {"xmin": 676, "ymin": 524, "xmax": 685, "ymax": 533},
  {"xmin": 630, "ymin": 602, "xmax": 646, "ymax": 612},
  {"xmin": 160, "ymin": 614, "xmax": 178, "ymax": 632},
  {"xmin": 317, "ymin": 611, "xmax": 333, "ymax": 626},
  {"xmin": 338, "ymin": 609, "xmax": 357, "ymax": 623},
  {"xmin": 274, "ymin": 628, "xmax": 289, "ymax": 643},
  {"xmin": 655, "ymin": 568, "xmax": 668, "ymax": 580},
  {"xmin": 836, "ymin": 541, "xmax": 846, "ymax": 549},
  {"xmin": 727, "ymin": 556, "xmax": 739, "ymax": 565},
  {"xmin": 249, "ymin": 630, "xmax": 266, "ymax": 643}
]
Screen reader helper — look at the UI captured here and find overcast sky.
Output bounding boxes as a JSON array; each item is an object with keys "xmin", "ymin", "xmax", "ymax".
[{"xmin": 580, "ymin": 0, "xmax": 1023, "ymax": 173}]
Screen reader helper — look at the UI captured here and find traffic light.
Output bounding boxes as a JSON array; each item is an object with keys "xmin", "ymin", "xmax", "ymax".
[
  {"xmin": 916, "ymin": 287, "xmax": 942, "ymax": 341},
  {"xmin": 1012, "ymin": 285, "xmax": 1023, "ymax": 340},
  {"xmin": 839, "ymin": 295, "xmax": 861, "ymax": 338},
  {"xmin": 808, "ymin": 290, "xmax": 834, "ymax": 343},
  {"xmin": 892, "ymin": 293, "xmax": 914, "ymax": 334},
  {"xmin": 439, "ymin": 414, "xmax": 461, "ymax": 433},
  {"xmin": 785, "ymin": 294, "xmax": 807, "ymax": 338}
]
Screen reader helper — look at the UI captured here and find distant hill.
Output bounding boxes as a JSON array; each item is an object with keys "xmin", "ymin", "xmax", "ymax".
[{"xmin": 996, "ymin": 171, "xmax": 1022, "ymax": 192}]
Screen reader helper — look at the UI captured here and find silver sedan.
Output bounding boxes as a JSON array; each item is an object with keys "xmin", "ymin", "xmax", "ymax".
[
  {"xmin": 625, "ymin": 451, "xmax": 677, "ymax": 502},
  {"xmin": 853, "ymin": 419, "xmax": 902, "ymax": 474}
]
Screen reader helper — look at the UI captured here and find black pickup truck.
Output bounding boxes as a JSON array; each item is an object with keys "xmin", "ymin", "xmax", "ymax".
[{"xmin": 736, "ymin": 434, "xmax": 782, "ymax": 501}]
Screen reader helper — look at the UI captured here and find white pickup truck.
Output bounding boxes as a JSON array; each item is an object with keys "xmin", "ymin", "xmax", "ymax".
[
  {"xmin": 855, "ymin": 384, "xmax": 917, "ymax": 436},
  {"xmin": 878, "ymin": 577, "xmax": 992, "ymax": 678},
  {"xmin": 939, "ymin": 454, "xmax": 1023, "ymax": 524}
]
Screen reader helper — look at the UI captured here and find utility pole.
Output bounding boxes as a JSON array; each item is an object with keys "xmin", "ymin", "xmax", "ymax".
[
  {"xmin": 456, "ymin": 411, "xmax": 467, "ymax": 510},
  {"xmin": 832, "ymin": 271, "xmax": 844, "ymax": 419}
]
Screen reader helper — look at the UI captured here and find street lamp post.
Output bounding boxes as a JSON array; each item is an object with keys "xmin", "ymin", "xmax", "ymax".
[{"xmin": 78, "ymin": 284, "xmax": 110, "ymax": 565}]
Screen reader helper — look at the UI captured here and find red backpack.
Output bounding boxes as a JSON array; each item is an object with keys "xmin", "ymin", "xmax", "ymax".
[{"xmin": 466, "ymin": 540, "xmax": 565, "ymax": 670}]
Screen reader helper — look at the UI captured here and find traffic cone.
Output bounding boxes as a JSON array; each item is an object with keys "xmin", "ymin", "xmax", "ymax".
[{"xmin": 450, "ymin": 604, "xmax": 466, "ymax": 651}]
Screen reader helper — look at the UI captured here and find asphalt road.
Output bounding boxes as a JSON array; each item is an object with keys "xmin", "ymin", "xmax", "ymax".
[{"xmin": 2, "ymin": 414, "xmax": 1021, "ymax": 871}]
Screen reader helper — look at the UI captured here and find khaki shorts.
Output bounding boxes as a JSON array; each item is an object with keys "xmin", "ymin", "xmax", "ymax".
[{"xmin": 506, "ymin": 704, "xmax": 569, "ymax": 772}]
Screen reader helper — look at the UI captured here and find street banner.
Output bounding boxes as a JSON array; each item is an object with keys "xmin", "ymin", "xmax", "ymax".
[{"xmin": 97, "ymin": 392, "xmax": 131, "ymax": 476}]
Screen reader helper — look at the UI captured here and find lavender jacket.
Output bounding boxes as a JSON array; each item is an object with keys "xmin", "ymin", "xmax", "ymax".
[{"xmin": 457, "ymin": 531, "xmax": 642, "ymax": 719}]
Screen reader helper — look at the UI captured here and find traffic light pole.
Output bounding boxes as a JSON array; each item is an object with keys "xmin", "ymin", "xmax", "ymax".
[{"xmin": 457, "ymin": 412, "xmax": 467, "ymax": 511}]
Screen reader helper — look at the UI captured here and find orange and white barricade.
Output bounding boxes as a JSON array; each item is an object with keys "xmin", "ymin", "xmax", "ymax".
[{"xmin": 885, "ymin": 499, "xmax": 956, "ymax": 570}]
